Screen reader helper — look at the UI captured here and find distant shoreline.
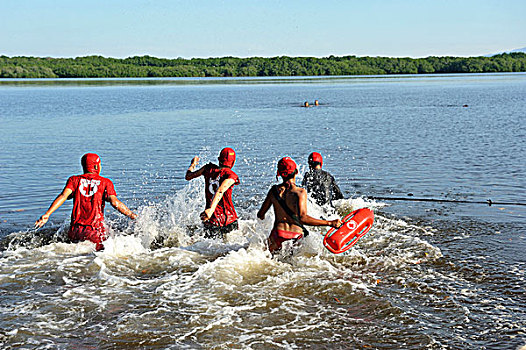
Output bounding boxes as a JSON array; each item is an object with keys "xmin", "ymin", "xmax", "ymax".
[{"xmin": 1, "ymin": 53, "xmax": 525, "ymax": 78}]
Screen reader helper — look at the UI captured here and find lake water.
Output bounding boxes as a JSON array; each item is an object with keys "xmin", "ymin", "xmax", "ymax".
[{"xmin": 0, "ymin": 74, "xmax": 525, "ymax": 349}]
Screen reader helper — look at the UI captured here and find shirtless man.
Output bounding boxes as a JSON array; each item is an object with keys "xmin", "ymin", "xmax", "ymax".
[
  {"xmin": 185, "ymin": 147, "xmax": 240, "ymax": 239},
  {"xmin": 257, "ymin": 157, "xmax": 342, "ymax": 254},
  {"xmin": 35, "ymin": 153, "xmax": 137, "ymax": 251}
]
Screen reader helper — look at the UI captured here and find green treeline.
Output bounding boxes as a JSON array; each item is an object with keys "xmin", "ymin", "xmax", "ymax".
[{"xmin": 1, "ymin": 53, "xmax": 525, "ymax": 78}]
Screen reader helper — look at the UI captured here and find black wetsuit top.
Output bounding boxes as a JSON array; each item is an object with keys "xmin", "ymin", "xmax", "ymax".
[{"xmin": 302, "ymin": 168, "xmax": 344, "ymax": 206}]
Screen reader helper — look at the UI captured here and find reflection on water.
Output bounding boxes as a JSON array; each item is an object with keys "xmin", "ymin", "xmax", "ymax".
[{"xmin": 0, "ymin": 75, "xmax": 383, "ymax": 87}]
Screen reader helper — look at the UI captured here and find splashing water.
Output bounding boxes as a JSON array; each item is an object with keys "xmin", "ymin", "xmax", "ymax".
[{"xmin": 1, "ymin": 181, "xmax": 463, "ymax": 349}]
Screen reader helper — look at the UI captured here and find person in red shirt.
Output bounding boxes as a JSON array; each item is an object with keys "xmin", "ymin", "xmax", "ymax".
[
  {"xmin": 185, "ymin": 147, "xmax": 240, "ymax": 239},
  {"xmin": 35, "ymin": 153, "xmax": 137, "ymax": 251},
  {"xmin": 257, "ymin": 157, "xmax": 341, "ymax": 254}
]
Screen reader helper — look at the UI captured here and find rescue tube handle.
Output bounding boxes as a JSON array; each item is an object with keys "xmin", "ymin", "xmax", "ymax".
[{"xmin": 321, "ymin": 210, "xmax": 358, "ymax": 236}]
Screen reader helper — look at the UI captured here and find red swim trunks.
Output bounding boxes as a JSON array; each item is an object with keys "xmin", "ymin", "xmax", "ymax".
[
  {"xmin": 267, "ymin": 229, "xmax": 303, "ymax": 254},
  {"xmin": 69, "ymin": 224, "xmax": 107, "ymax": 251}
]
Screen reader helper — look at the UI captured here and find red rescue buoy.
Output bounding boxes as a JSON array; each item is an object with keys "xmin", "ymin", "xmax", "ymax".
[{"xmin": 323, "ymin": 208, "xmax": 374, "ymax": 254}]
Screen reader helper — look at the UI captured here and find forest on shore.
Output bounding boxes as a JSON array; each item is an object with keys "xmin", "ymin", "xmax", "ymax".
[{"xmin": 1, "ymin": 53, "xmax": 525, "ymax": 78}]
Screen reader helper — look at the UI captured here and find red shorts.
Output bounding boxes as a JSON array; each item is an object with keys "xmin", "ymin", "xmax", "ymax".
[
  {"xmin": 69, "ymin": 224, "xmax": 107, "ymax": 251},
  {"xmin": 267, "ymin": 229, "xmax": 303, "ymax": 254}
]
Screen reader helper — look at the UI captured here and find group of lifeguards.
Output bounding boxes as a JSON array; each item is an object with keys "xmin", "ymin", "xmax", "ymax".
[{"xmin": 35, "ymin": 149, "xmax": 344, "ymax": 254}]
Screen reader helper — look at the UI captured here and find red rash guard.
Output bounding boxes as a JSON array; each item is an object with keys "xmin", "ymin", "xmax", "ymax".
[
  {"xmin": 65, "ymin": 173, "xmax": 116, "ymax": 233},
  {"xmin": 203, "ymin": 163, "xmax": 240, "ymax": 227}
]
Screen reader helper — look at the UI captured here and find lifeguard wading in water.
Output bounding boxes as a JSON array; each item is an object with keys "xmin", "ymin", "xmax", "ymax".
[
  {"xmin": 257, "ymin": 157, "xmax": 341, "ymax": 254},
  {"xmin": 185, "ymin": 147, "xmax": 240, "ymax": 239},
  {"xmin": 302, "ymin": 152, "xmax": 343, "ymax": 207},
  {"xmin": 35, "ymin": 153, "xmax": 137, "ymax": 251}
]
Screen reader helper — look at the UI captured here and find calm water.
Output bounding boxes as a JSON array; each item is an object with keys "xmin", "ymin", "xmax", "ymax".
[{"xmin": 0, "ymin": 74, "xmax": 525, "ymax": 349}]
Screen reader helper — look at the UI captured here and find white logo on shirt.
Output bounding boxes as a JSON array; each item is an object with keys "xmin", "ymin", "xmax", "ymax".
[
  {"xmin": 209, "ymin": 176, "xmax": 220, "ymax": 195},
  {"xmin": 79, "ymin": 179, "xmax": 101, "ymax": 197}
]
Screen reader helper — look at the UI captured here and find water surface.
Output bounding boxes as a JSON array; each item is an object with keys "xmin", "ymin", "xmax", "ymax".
[{"xmin": 0, "ymin": 74, "xmax": 525, "ymax": 349}]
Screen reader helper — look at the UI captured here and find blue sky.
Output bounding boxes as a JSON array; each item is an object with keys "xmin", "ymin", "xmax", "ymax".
[{"xmin": 1, "ymin": 0, "xmax": 524, "ymax": 58}]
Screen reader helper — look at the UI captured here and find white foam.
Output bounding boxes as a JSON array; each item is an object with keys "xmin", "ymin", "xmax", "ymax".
[
  {"xmin": 99, "ymin": 235, "xmax": 148, "ymax": 257},
  {"xmin": 0, "ymin": 181, "xmax": 456, "ymax": 349}
]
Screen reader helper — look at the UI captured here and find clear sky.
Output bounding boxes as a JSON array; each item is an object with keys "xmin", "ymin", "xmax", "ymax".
[{"xmin": 1, "ymin": 0, "xmax": 525, "ymax": 59}]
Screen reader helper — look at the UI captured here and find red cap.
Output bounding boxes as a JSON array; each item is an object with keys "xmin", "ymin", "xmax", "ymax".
[
  {"xmin": 308, "ymin": 152, "xmax": 323, "ymax": 166},
  {"xmin": 81, "ymin": 153, "xmax": 101, "ymax": 174},
  {"xmin": 218, "ymin": 147, "xmax": 236, "ymax": 168},
  {"xmin": 277, "ymin": 157, "xmax": 297, "ymax": 178}
]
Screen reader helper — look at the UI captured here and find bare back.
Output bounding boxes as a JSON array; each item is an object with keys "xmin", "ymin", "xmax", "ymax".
[{"xmin": 270, "ymin": 184, "xmax": 305, "ymax": 233}]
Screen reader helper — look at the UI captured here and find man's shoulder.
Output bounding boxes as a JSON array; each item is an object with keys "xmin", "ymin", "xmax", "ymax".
[
  {"xmin": 218, "ymin": 166, "xmax": 238, "ymax": 179},
  {"xmin": 293, "ymin": 186, "xmax": 307, "ymax": 196},
  {"xmin": 306, "ymin": 169, "xmax": 327, "ymax": 180},
  {"xmin": 100, "ymin": 175, "xmax": 114, "ymax": 184},
  {"xmin": 65, "ymin": 175, "xmax": 77, "ymax": 190},
  {"xmin": 223, "ymin": 167, "xmax": 238, "ymax": 176},
  {"xmin": 202, "ymin": 162, "xmax": 217, "ymax": 176},
  {"xmin": 320, "ymin": 169, "xmax": 334, "ymax": 178},
  {"xmin": 303, "ymin": 170, "xmax": 318, "ymax": 180},
  {"xmin": 66, "ymin": 174, "xmax": 83, "ymax": 184}
]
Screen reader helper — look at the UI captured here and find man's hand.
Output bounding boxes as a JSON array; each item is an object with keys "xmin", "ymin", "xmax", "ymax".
[
  {"xmin": 35, "ymin": 215, "xmax": 49, "ymax": 229},
  {"xmin": 200, "ymin": 208, "xmax": 213, "ymax": 222},
  {"xmin": 33, "ymin": 189, "xmax": 71, "ymax": 230},
  {"xmin": 329, "ymin": 219, "xmax": 342, "ymax": 228},
  {"xmin": 190, "ymin": 156, "xmax": 199, "ymax": 170},
  {"xmin": 186, "ymin": 156, "xmax": 206, "ymax": 181}
]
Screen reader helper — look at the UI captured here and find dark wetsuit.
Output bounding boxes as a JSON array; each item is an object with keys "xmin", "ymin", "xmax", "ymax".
[{"xmin": 302, "ymin": 169, "xmax": 344, "ymax": 206}]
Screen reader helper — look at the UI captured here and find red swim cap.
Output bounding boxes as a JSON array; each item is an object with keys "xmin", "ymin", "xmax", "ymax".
[
  {"xmin": 218, "ymin": 147, "xmax": 236, "ymax": 168},
  {"xmin": 308, "ymin": 152, "xmax": 323, "ymax": 166},
  {"xmin": 81, "ymin": 153, "xmax": 101, "ymax": 174},
  {"xmin": 277, "ymin": 157, "xmax": 297, "ymax": 178}
]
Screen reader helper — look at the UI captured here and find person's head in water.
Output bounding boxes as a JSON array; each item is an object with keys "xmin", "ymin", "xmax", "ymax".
[
  {"xmin": 81, "ymin": 153, "xmax": 101, "ymax": 174},
  {"xmin": 277, "ymin": 157, "xmax": 298, "ymax": 182},
  {"xmin": 308, "ymin": 152, "xmax": 323, "ymax": 170},
  {"xmin": 218, "ymin": 147, "xmax": 236, "ymax": 168}
]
